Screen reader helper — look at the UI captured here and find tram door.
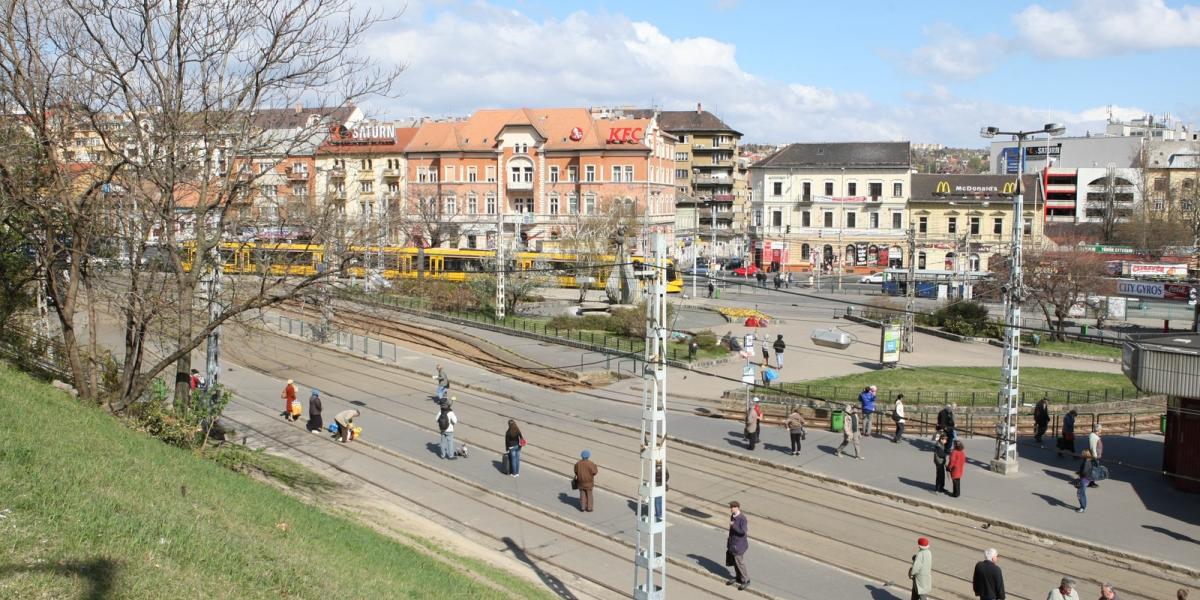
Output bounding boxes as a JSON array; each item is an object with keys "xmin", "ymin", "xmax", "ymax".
[{"xmin": 426, "ymin": 255, "xmax": 444, "ymax": 278}]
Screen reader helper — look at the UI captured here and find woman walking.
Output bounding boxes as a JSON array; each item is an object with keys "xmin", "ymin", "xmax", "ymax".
[
  {"xmin": 1076, "ymin": 449, "xmax": 1096, "ymax": 513},
  {"xmin": 306, "ymin": 389, "xmax": 324, "ymax": 433},
  {"xmin": 947, "ymin": 440, "xmax": 966, "ymax": 498},
  {"xmin": 505, "ymin": 419, "xmax": 525, "ymax": 477},
  {"xmin": 784, "ymin": 408, "xmax": 806, "ymax": 455}
]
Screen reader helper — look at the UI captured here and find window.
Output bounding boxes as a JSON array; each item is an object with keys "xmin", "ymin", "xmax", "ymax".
[
  {"xmin": 993, "ymin": 218, "xmax": 1003, "ymax": 235},
  {"xmin": 870, "ymin": 212, "xmax": 879, "ymax": 228},
  {"xmin": 512, "ymin": 142, "xmax": 528, "ymax": 154},
  {"xmin": 416, "ymin": 167, "xmax": 429, "ymax": 183},
  {"xmin": 802, "ymin": 211, "xmax": 811, "ymax": 227},
  {"xmin": 333, "ymin": 181, "xmax": 346, "ymax": 194},
  {"xmin": 1023, "ymin": 217, "xmax": 1032, "ymax": 235},
  {"xmin": 445, "ymin": 195, "xmax": 456, "ymax": 214},
  {"xmin": 549, "ymin": 194, "xmax": 559, "ymax": 215},
  {"xmin": 678, "ymin": 135, "xmax": 688, "ymax": 143},
  {"xmin": 467, "ymin": 166, "xmax": 477, "ymax": 182},
  {"xmin": 468, "ymin": 193, "xmax": 478, "ymax": 215},
  {"xmin": 624, "ymin": 165, "xmax": 634, "ymax": 182},
  {"xmin": 846, "ymin": 212, "xmax": 856, "ymax": 228},
  {"xmin": 585, "ymin": 165, "xmax": 596, "ymax": 182},
  {"xmin": 970, "ymin": 216, "xmax": 980, "ymax": 235},
  {"xmin": 1154, "ymin": 200, "xmax": 1165, "ymax": 211},
  {"xmin": 568, "ymin": 193, "xmax": 579, "ymax": 214},
  {"xmin": 386, "ymin": 158, "xmax": 401, "ymax": 170},
  {"xmin": 549, "ymin": 166, "xmax": 559, "ymax": 183},
  {"xmin": 675, "ymin": 169, "xmax": 688, "ymax": 179},
  {"xmin": 361, "ymin": 159, "xmax": 372, "ymax": 170},
  {"xmin": 892, "ymin": 212, "xmax": 902, "ymax": 229},
  {"xmin": 485, "ymin": 166, "xmax": 496, "ymax": 182},
  {"xmin": 291, "ymin": 183, "xmax": 307, "ymax": 197},
  {"xmin": 516, "ymin": 198, "xmax": 533, "ymax": 213},
  {"xmin": 485, "ymin": 193, "xmax": 496, "ymax": 214},
  {"xmin": 918, "ymin": 216, "xmax": 928, "ymax": 233},
  {"xmin": 584, "ymin": 193, "xmax": 596, "ymax": 214},
  {"xmin": 771, "ymin": 211, "xmax": 782, "ymax": 226},
  {"xmin": 869, "ymin": 182, "xmax": 883, "ymax": 199},
  {"xmin": 443, "ymin": 166, "xmax": 454, "ymax": 182},
  {"xmin": 259, "ymin": 163, "xmax": 270, "ymax": 174},
  {"xmin": 261, "ymin": 185, "xmax": 277, "ymax": 198},
  {"xmin": 772, "ymin": 181, "xmax": 783, "ymax": 196},
  {"xmin": 802, "ymin": 182, "xmax": 811, "ymax": 199},
  {"xmin": 948, "ymin": 217, "xmax": 957, "ymax": 234},
  {"xmin": 847, "ymin": 182, "xmax": 857, "ymax": 196},
  {"xmin": 893, "ymin": 182, "xmax": 903, "ymax": 197},
  {"xmin": 567, "ymin": 166, "xmax": 577, "ymax": 182},
  {"xmin": 824, "ymin": 181, "xmax": 834, "ymax": 195},
  {"xmin": 824, "ymin": 211, "xmax": 834, "ymax": 227},
  {"xmin": 675, "ymin": 152, "xmax": 689, "ymax": 162},
  {"xmin": 918, "ymin": 252, "xmax": 927, "ymax": 269},
  {"xmin": 360, "ymin": 181, "xmax": 373, "ymax": 193},
  {"xmin": 387, "ymin": 181, "xmax": 399, "ymax": 194},
  {"xmin": 510, "ymin": 164, "xmax": 533, "ymax": 183},
  {"xmin": 1154, "ymin": 177, "xmax": 1167, "ymax": 191}
]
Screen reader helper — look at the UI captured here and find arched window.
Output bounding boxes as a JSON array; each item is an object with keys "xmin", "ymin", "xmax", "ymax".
[
  {"xmin": 944, "ymin": 251, "xmax": 956, "ymax": 271},
  {"xmin": 845, "ymin": 245, "xmax": 857, "ymax": 265},
  {"xmin": 969, "ymin": 253, "xmax": 981, "ymax": 271},
  {"xmin": 918, "ymin": 252, "xmax": 927, "ymax": 270},
  {"xmin": 801, "ymin": 243, "xmax": 811, "ymax": 261}
]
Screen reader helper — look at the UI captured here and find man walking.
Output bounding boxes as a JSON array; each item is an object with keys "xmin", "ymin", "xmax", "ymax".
[
  {"xmin": 434, "ymin": 364, "xmax": 450, "ymax": 403},
  {"xmin": 1087, "ymin": 424, "xmax": 1104, "ymax": 488},
  {"xmin": 725, "ymin": 501, "xmax": 750, "ymax": 591},
  {"xmin": 745, "ymin": 398, "xmax": 763, "ymax": 451},
  {"xmin": 1058, "ymin": 409, "xmax": 1078, "ymax": 458},
  {"xmin": 933, "ymin": 434, "xmax": 948, "ymax": 494},
  {"xmin": 1033, "ymin": 396, "xmax": 1051, "ymax": 446},
  {"xmin": 859, "ymin": 385, "xmax": 877, "ymax": 436},
  {"xmin": 436, "ymin": 400, "xmax": 458, "ymax": 459},
  {"xmin": 972, "ymin": 548, "xmax": 1005, "ymax": 600},
  {"xmin": 837, "ymin": 405, "xmax": 863, "ymax": 459},
  {"xmin": 772, "ymin": 334, "xmax": 786, "ymax": 369},
  {"xmin": 573, "ymin": 450, "xmax": 598, "ymax": 512},
  {"xmin": 892, "ymin": 394, "xmax": 907, "ymax": 443},
  {"xmin": 908, "ymin": 537, "xmax": 932, "ymax": 600},
  {"xmin": 1048, "ymin": 577, "xmax": 1080, "ymax": 600},
  {"xmin": 707, "ymin": 280, "xmax": 715, "ymax": 298}
]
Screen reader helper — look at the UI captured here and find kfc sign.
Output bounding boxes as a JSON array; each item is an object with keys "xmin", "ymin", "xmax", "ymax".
[
  {"xmin": 607, "ymin": 127, "xmax": 643, "ymax": 144},
  {"xmin": 569, "ymin": 127, "xmax": 584, "ymax": 141}
]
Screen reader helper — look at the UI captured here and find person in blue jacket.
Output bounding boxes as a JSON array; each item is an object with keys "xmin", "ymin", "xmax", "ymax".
[{"xmin": 859, "ymin": 385, "xmax": 877, "ymax": 436}]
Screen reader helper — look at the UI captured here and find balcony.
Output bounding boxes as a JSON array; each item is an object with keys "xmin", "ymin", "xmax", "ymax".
[
  {"xmin": 507, "ymin": 179, "xmax": 533, "ymax": 191},
  {"xmin": 356, "ymin": 170, "xmax": 376, "ymax": 181},
  {"xmin": 327, "ymin": 167, "xmax": 346, "ymax": 178},
  {"xmin": 288, "ymin": 169, "xmax": 309, "ymax": 180},
  {"xmin": 693, "ymin": 175, "xmax": 732, "ymax": 186},
  {"xmin": 382, "ymin": 168, "xmax": 402, "ymax": 178},
  {"xmin": 711, "ymin": 194, "xmax": 735, "ymax": 202},
  {"xmin": 692, "ymin": 142, "xmax": 733, "ymax": 151}
]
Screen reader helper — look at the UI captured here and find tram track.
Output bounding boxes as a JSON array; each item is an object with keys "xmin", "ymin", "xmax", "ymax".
[{"xmin": 225, "ymin": 326, "xmax": 1197, "ymax": 600}]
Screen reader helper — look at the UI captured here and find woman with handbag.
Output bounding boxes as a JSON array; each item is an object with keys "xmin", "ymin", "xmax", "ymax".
[
  {"xmin": 1076, "ymin": 449, "xmax": 1096, "ymax": 513},
  {"xmin": 504, "ymin": 419, "xmax": 526, "ymax": 477}
]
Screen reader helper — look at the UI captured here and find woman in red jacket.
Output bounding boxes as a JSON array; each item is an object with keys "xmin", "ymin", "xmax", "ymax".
[{"xmin": 947, "ymin": 440, "xmax": 966, "ymax": 498}]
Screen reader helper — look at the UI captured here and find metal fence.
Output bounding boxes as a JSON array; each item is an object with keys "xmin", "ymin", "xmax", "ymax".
[
  {"xmin": 277, "ymin": 314, "xmax": 399, "ymax": 363},
  {"xmin": 770, "ymin": 383, "xmax": 1141, "ymax": 408}
]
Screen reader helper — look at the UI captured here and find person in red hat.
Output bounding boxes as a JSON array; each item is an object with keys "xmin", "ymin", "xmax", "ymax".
[{"xmin": 908, "ymin": 537, "xmax": 933, "ymax": 600}]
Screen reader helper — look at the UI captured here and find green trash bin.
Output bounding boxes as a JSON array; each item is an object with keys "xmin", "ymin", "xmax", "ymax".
[
  {"xmin": 1161, "ymin": 413, "xmax": 1168, "ymax": 434},
  {"xmin": 1081, "ymin": 325, "xmax": 1089, "ymax": 336},
  {"xmin": 831, "ymin": 410, "xmax": 845, "ymax": 433},
  {"xmin": 714, "ymin": 287, "xmax": 721, "ymax": 299}
]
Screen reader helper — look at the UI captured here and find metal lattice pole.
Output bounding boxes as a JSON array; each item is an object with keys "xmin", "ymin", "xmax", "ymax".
[
  {"xmin": 903, "ymin": 225, "xmax": 916, "ymax": 352},
  {"xmin": 633, "ymin": 234, "xmax": 668, "ymax": 600},
  {"xmin": 993, "ymin": 136, "xmax": 1027, "ymax": 475},
  {"xmin": 496, "ymin": 213, "xmax": 506, "ymax": 320}
]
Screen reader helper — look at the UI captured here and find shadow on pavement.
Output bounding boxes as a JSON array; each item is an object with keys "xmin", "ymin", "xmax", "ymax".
[
  {"xmin": 684, "ymin": 553, "xmax": 732, "ymax": 580},
  {"xmin": 680, "ymin": 506, "xmax": 712, "ymax": 519},
  {"xmin": 0, "ymin": 557, "xmax": 118, "ymax": 600},
  {"xmin": 762, "ymin": 442, "xmax": 792, "ymax": 454},
  {"xmin": 1042, "ymin": 468, "xmax": 1076, "ymax": 483},
  {"xmin": 491, "ymin": 459, "xmax": 506, "ymax": 475},
  {"xmin": 1031, "ymin": 492, "xmax": 1074, "ymax": 509},
  {"xmin": 501, "ymin": 536, "xmax": 578, "ymax": 600},
  {"xmin": 897, "ymin": 476, "xmax": 937, "ymax": 493},
  {"xmin": 865, "ymin": 583, "xmax": 904, "ymax": 600},
  {"xmin": 424, "ymin": 442, "xmax": 442, "ymax": 457},
  {"xmin": 1142, "ymin": 524, "xmax": 1200, "ymax": 545},
  {"xmin": 816, "ymin": 445, "xmax": 839, "ymax": 456},
  {"xmin": 557, "ymin": 492, "xmax": 581, "ymax": 511}
]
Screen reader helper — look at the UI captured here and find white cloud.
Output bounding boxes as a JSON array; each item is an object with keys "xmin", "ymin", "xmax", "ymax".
[
  {"xmin": 902, "ymin": 24, "xmax": 1007, "ymax": 80},
  {"xmin": 1014, "ymin": 0, "xmax": 1200, "ymax": 58}
]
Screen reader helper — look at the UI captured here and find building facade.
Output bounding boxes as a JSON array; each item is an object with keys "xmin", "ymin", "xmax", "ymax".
[
  {"xmin": 749, "ymin": 142, "xmax": 912, "ymax": 272},
  {"xmin": 908, "ymin": 174, "xmax": 1045, "ymax": 273},
  {"xmin": 314, "ymin": 122, "xmax": 417, "ymax": 244},
  {"xmin": 403, "ymin": 107, "xmax": 676, "ymax": 253}
]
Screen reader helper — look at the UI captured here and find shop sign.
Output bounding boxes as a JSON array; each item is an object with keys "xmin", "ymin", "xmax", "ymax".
[
  {"xmin": 1118, "ymin": 279, "xmax": 1193, "ymax": 301},
  {"xmin": 1129, "ymin": 263, "xmax": 1188, "ymax": 277},
  {"xmin": 1025, "ymin": 144, "xmax": 1061, "ymax": 157},
  {"xmin": 606, "ymin": 127, "xmax": 643, "ymax": 144},
  {"xmin": 569, "ymin": 127, "xmax": 584, "ymax": 141}
]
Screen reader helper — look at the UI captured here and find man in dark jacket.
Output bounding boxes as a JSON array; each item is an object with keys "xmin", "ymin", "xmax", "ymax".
[
  {"xmin": 772, "ymin": 335, "xmax": 786, "ymax": 369},
  {"xmin": 972, "ymin": 548, "xmax": 1005, "ymax": 599},
  {"xmin": 573, "ymin": 450, "xmax": 599, "ymax": 512},
  {"xmin": 933, "ymin": 434, "xmax": 949, "ymax": 494},
  {"xmin": 1033, "ymin": 396, "xmax": 1051, "ymax": 446},
  {"xmin": 936, "ymin": 403, "xmax": 957, "ymax": 452},
  {"xmin": 725, "ymin": 501, "xmax": 750, "ymax": 590}
]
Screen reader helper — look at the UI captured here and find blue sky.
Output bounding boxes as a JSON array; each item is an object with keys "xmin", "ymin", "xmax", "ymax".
[{"xmin": 362, "ymin": 0, "xmax": 1200, "ymax": 146}]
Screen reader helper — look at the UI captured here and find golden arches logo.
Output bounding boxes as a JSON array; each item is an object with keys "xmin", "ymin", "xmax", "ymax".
[
  {"xmin": 934, "ymin": 180, "xmax": 951, "ymax": 195},
  {"xmin": 1001, "ymin": 181, "xmax": 1017, "ymax": 195}
]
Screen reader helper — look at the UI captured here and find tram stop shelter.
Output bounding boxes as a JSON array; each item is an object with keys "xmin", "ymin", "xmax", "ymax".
[{"xmin": 1123, "ymin": 333, "xmax": 1200, "ymax": 493}]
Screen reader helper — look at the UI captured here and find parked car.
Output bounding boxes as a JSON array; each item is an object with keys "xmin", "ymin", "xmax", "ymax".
[
  {"xmin": 683, "ymin": 258, "xmax": 709, "ymax": 276},
  {"xmin": 859, "ymin": 272, "xmax": 885, "ymax": 284},
  {"xmin": 734, "ymin": 263, "xmax": 758, "ymax": 277}
]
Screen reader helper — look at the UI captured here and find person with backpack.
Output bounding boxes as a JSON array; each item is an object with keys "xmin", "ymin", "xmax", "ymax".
[
  {"xmin": 436, "ymin": 401, "xmax": 458, "ymax": 459},
  {"xmin": 1076, "ymin": 449, "xmax": 1096, "ymax": 513},
  {"xmin": 434, "ymin": 365, "xmax": 450, "ymax": 403},
  {"xmin": 772, "ymin": 334, "xmax": 786, "ymax": 369},
  {"xmin": 707, "ymin": 280, "xmax": 715, "ymax": 298},
  {"xmin": 1033, "ymin": 396, "xmax": 1051, "ymax": 447},
  {"xmin": 1058, "ymin": 409, "xmax": 1078, "ymax": 458},
  {"xmin": 936, "ymin": 403, "xmax": 957, "ymax": 452},
  {"xmin": 333, "ymin": 409, "xmax": 359, "ymax": 444},
  {"xmin": 859, "ymin": 386, "xmax": 877, "ymax": 436},
  {"xmin": 306, "ymin": 389, "xmax": 324, "ymax": 434},
  {"xmin": 504, "ymin": 419, "xmax": 525, "ymax": 477}
]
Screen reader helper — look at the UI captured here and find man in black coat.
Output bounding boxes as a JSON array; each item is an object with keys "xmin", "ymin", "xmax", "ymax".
[{"xmin": 971, "ymin": 548, "xmax": 1005, "ymax": 600}]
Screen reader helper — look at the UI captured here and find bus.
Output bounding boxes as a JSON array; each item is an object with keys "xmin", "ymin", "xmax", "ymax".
[{"xmin": 879, "ymin": 268, "xmax": 992, "ymax": 299}]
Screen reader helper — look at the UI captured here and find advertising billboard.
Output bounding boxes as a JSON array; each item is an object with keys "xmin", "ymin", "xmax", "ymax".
[
  {"xmin": 880, "ymin": 325, "xmax": 901, "ymax": 365},
  {"xmin": 1117, "ymin": 279, "xmax": 1193, "ymax": 301}
]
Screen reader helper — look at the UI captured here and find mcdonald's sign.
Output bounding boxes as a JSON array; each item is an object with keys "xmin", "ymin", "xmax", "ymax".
[
  {"xmin": 1001, "ymin": 181, "xmax": 1017, "ymax": 196},
  {"xmin": 934, "ymin": 180, "xmax": 951, "ymax": 195}
]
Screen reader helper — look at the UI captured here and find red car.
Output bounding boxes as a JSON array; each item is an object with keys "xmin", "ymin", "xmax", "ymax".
[{"xmin": 734, "ymin": 264, "xmax": 758, "ymax": 277}]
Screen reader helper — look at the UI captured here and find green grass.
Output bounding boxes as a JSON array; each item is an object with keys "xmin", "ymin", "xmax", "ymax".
[
  {"xmin": 776, "ymin": 366, "xmax": 1136, "ymax": 406},
  {"xmin": 0, "ymin": 363, "xmax": 555, "ymax": 600},
  {"xmin": 1029, "ymin": 339, "xmax": 1123, "ymax": 359}
]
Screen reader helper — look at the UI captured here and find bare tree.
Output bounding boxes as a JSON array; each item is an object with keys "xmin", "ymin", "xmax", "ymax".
[
  {"xmin": 554, "ymin": 198, "xmax": 639, "ymax": 302},
  {"xmin": 398, "ymin": 183, "xmax": 463, "ymax": 249},
  {"xmin": 1014, "ymin": 238, "xmax": 1115, "ymax": 341}
]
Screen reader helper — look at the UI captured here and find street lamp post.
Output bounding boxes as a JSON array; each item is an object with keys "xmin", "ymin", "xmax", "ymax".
[{"xmin": 980, "ymin": 122, "xmax": 1065, "ymax": 475}]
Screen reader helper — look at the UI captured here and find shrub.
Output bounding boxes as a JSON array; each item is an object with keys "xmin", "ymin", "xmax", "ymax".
[
  {"xmin": 929, "ymin": 301, "xmax": 993, "ymax": 337},
  {"xmin": 694, "ymin": 331, "xmax": 719, "ymax": 349}
]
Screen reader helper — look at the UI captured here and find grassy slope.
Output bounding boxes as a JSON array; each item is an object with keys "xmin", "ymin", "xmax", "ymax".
[
  {"xmin": 0, "ymin": 364, "xmax": 552, "ymax": 600},
  {"xmin": 1031, "ymin": 339, "xmax": 1123, "ymax": 359}
]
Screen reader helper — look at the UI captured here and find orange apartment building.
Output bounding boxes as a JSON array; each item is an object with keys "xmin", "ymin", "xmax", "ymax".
[{"xmin": 402, "ymin": 107, "xmax": 677, "ymax": 254}]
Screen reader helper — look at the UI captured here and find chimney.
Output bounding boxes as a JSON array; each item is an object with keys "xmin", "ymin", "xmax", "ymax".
[
  {"xmin": 696, "ymin": 102, "xmax": 702, "ymax": 114},
  {"xmin": 294, "ymin": 103, "xmax": 303, "ymax": 114}
]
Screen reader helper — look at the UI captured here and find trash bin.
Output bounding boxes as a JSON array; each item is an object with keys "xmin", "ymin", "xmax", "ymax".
[
  {"xmin": 1161, "ymin": 413, "xmax": 1168, "ymax": 434},
  {"xmin": 714, "ymin": 287, "xmax": 721, "ymax": 299},
  {"xmin": 1081, "ymin": 325, "xmax": 1089, "ymax": 336},
  {"xmin": 831, "ymin": 410, "xmax": 845, "ymax": 433}
]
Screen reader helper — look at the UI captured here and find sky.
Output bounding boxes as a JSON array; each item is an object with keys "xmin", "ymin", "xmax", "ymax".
[{"xmin": 356, "ymin": 0, "xmax": 1200, "ymax": 147}]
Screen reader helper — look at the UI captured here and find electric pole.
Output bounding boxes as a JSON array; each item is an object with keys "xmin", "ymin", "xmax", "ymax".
[
  {"xmin": 633, "ymin": 233, "xmax": 668, "ymax": 600},
  {"xmin": 903, "ymin": 225, "xmax": 916, "ymax": 352},
  {"xmin": 496, "ymin": 216, "xmax": 506, "ymax": 320}
]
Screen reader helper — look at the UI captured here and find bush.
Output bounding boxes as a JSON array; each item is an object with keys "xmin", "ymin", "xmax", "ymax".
[
  {"xmin": 928, "ymin": 301, "xmax": 993, "ymax": 337},
  {"xmin": 694, "ymin": 331, "xmax": 718, "ymax": 349}
]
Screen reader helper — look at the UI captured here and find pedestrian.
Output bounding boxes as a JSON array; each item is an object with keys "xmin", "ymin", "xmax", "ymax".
[
  {"xmin": 1076, "ymin": 448, "xmax": 1096, "ymax": 513},
  {"xmin": 972, "ymin": 548, "xmax": 1005, "ymax": 600},
  {"xmin": 1048, "ymin": 577, "xmax": 1080, "ymax": 600},
  {"xmin": 947, "ymin": 440, "xmax": 966, "ymax": 498},
  {"xmin": 189, "ymin": 368, "xmax": 202, "ymax": 391},
  {"xmin": 573, "ymin": 449, "xmax": 598, "ymax": 512},
  {"xmin": 772, "ymin": 334, "xmax": 786, "ymax": 369},
  {"xmin": 725, "ymin": 501, "xmax": 750, "ymax": 590},
  {"xmin": 892, "ymin": 393, "xmax": 907, "ymax": 443},
  {"xmin": 837, "ymin": 405, "xmax": 863, "ymax": 459},
  {"xmin": 1177, "ymin": 589, "xmax": 1188, "ymax": 600},
  {"xmin": 761, "ymin": 342, "xmax": 770, "ymax": 367},
  {"xmin": 688, "ymin": 338, "xmax": 699, "ymax": 361},
  {"xmin": 773, "ymin": 272, "xmax": 782, "ymax": 290},
  {"xmin": 937, "ymin": 403, "xmax": 957, "ymax": 452},
  {"xmin": 784, "ymin": 407, "xmax": 806, "ymax": 455},
  {"xmin": 434, "ymin": 364, "xmax": 450, "ymax": 403},
  {"xmin": 1087, "ymin": 424, "xmax": 1104, "ymax": 487},
  {"xmin": 281, "ymin": 379, "xmax": 298, "ymax": 421},
  {"xmin": 653, "ymin": 460, "xmax": 669, "ymax": 522},
  {"xmin": 306, "ymin": 389, "xmax": 324, "ymax": 433},
  {"xmin": 1058, "ymin": 409, "xmax": 1078, "ymax": 458},
  {"xmin": 707, "ymin": 280, "xmax": 715, "ymax": 298},
  {"xmin": 1098, "ymin": 583, "xmax": 1119, "ymax": 600},
  {"xmin": 1034, "ymin": 396, "xmax": 1051, "ymax": 446},
  {"xmin": 745, "ymin": 398, "xmax": 762, "ymax": 450},
  {"xmin": 908, "ymin": 537, "xmax": 932, "ymax": 600},
  {"xmin": 504, "ymin": 419, "xmax": 525, "ymax": 477},
  {"xmin": 933, "ymin": 433, "xmax": 949, "ymax": 494},
  {"xmin": 859, "ymin": 385, "xmax": 877, "ymax": 436},
  {"xmin": 785, "ymin": 272, "xmax": 792, "ymax": 289},
  {"xmin": 436, "ymin": 400, "xmax": 458, "ymax": 459},
  {"xmin": 333, "ymin": 409, "xmax": 359, "ymax": 444}
]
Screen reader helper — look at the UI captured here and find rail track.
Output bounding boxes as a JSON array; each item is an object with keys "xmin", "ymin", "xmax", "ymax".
[{"xmin": 223, "ymin": 328, "xmax": 1197, "ymax": 600}]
